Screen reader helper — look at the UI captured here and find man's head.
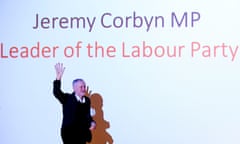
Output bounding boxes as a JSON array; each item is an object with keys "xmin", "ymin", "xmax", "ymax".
[{"xmin": 72, "ymin": 79, "xmax": 86, "ymax": 97}]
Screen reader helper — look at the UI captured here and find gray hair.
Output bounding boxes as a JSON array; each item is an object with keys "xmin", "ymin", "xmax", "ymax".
[{"xmin": 72, "ymin": 78, "xmax": 85, "ymax": 86}]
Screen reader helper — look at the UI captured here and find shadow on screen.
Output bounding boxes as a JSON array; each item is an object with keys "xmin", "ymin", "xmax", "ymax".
[{"xmin": 88, "ymin": 93, "xmax": 113, "ymax": 144}]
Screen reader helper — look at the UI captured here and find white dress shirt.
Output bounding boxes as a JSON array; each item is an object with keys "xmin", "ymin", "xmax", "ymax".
[{"xmin": 75, "ymin": 95, "xmax": 85, "ymax": 103}]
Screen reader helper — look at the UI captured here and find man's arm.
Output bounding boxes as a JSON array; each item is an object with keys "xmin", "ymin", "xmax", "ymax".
[
  {"xmin": 86, "ymin": 98, "xmax": 96, "ymax": 130},
  {"xmin": 53, "ymin": 63, "xmax": 67, "ymax": 104}
]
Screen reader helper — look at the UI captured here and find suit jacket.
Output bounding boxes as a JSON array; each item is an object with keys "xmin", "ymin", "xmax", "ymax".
[{"xmin": 53, "ymin": 80, "xmax": 93, "ymax": 142}]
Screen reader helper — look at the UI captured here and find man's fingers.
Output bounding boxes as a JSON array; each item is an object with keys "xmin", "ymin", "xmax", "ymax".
[
  {"xmin": 55, "ymin": 63, "xmax": 60, "ymax": 71},
  {"xmin": 54, "ymin": 63, "xmax": 65, "ymax": 80},
  {"xmin": 55, "ymin": 63, "xmax": 65, "ymax": 73}
]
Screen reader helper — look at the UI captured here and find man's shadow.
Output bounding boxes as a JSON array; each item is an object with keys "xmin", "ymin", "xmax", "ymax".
[{"xmin": 88, "ymin": 93, "xmax": 113, "ymax": 144}]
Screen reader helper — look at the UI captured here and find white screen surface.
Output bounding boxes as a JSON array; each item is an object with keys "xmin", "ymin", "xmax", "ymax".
[{"xmin": 1, "ymin": 0, "xmax": 240, "ymax": 144}]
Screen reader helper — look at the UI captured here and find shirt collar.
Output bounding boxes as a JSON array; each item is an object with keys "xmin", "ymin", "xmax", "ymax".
[{"xmin": 75, "ymin": 95, "xmax": 86, "ymax": 103}]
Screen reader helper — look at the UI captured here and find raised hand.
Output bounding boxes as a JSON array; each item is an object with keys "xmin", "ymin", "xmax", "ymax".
[{"xmin": 55, "ymin": 63, "xmax": 65, "ymax": 80}]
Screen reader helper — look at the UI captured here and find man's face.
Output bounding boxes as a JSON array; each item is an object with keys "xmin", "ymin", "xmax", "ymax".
[{"xmin": 73, "ymin": 81, "xmax": 86, "ymax": 96}]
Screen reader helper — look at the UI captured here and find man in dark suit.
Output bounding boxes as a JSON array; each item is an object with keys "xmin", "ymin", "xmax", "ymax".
[{"xmin": 53, "ymin": 63, "xmax": 96, "ymax": 144}]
